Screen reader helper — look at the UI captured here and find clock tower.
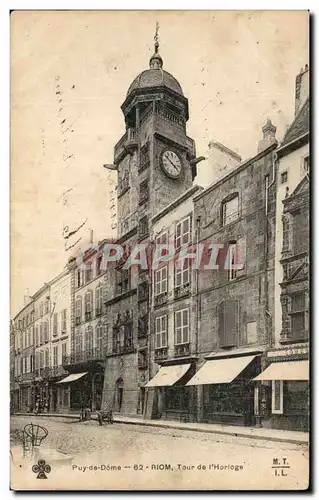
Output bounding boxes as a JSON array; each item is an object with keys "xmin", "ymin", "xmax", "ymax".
[{"xmin": 114, "ymin": 28, "xmax": 197, "ymax": 241}]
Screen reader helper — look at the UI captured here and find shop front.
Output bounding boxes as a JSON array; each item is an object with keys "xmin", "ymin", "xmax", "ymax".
[
  {"xmin": 254, "ymin": 345, "xmax": 309, "ymax": 431},
  {"xmin": 57, "ymin": 370, "xmax": 104, "ymax": 412},
  {"xmin": 186, "ymin": 350, "xmax": 262, "ymax": 426},
  {"xmin": 145, "ymin": 362, "xmax": 196, "ymax": 422}
]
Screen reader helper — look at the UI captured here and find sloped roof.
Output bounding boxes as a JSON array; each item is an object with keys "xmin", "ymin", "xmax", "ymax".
[
  {"xmin": 127, "ymin": 69, "xmax": 183, "ymax": 97},
  {"xmin": 281, "ymin": 98, "xmax": 309, "ymax": 147}
]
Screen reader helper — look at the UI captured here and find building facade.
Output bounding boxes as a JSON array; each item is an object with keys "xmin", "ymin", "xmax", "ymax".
[{"xmin": 256, "ymin": 65, "xmax": 310, "ymax": 431}]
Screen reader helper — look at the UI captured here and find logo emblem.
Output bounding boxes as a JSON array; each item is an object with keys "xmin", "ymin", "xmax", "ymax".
[{"xmin": 32, "ymin": 459, "xmax": 51, "ymax": 479}]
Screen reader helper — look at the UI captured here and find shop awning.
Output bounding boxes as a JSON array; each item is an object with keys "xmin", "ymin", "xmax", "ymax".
[
  {"xmin": 56, "ymin": 372, "xmax": 88, "ymax": 384},
  {"xmin": 254, "ymin": 361, "xmax": 309, "ymax": 381},
  {"xmin": 146, "ymin": 364, "xmax": 191, "ymax": 388},
  {"xmin": 186, "ymin": 355, "xmax": 256, "ymax": 386}
]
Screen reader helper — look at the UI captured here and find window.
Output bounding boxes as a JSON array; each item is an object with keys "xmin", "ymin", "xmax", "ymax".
[
  {"xmin": 35, "ymin": 326, "xmax": 39, "ymax": 346},
  {"xmin": 76, "ymin": 269, "xmax": 83, "ymax": 288},
  {"xmin": 156, "ymin": 231, "xmax": 168, "ymax": 246},
  {"xmin": 175, "ymin": 309, "xmax": 189, "ymax": 345},
  {"xmin": 26, "ymin": 315, "xmax": 29, "ymax": 326},
  {"xmin": 61, "ymin": 342, "xmax": 67, "ymax": 364},
  {"xmin": 35, "ymin": 352, "xmax": 40, "ymax": 371},
  {"xmin": 75, "ymin": 296, "xmax": 82, "ymax": 323},
  {"xmin": 116, "ymin": 268, "xmax": 130, "ymax": 295},
  {"xmin": 53, "ymin": 345, "xmax": 58, "ymax": 367},
  {"xmin": 155, "ymin": 266, "xmax": 168, "ymax": 296},
  {"xmin": 40, "ymin": 351, "xmax": 44, "ymax": 369},
  {"xmin": 40, "ymin": 302, "xmax": 43, "ymax": 317},
  {"xmin": 227, "ymin": 243, "xmax": 237, "ymax": 281},
  {"xmin": 175, "ymin": 258, "xmax": 190, "ymax": 288},
  {"xmin": 53, "ymin": 313, "xmax": 58, "ymax": 336},
  {"xmin": 44, "ymin": 321, "xmax": 49, "ymax": 342},
  {"xmin": 95, "ymin": 285, "xmax": 103, "ymax": 315},
  {"xmin": 96, "ymin": 324, "xmax": 104, "ymax": 352},
  {"xmin": 219, "ymin": 300, "xmax": 239, "ymax": 348},
  {"xmin": 176, "ymin": 217, "xmax": 190, "ymax": 249},
  {"xmin": 282, "ymin": 216, "xmax": 290, "ymax": 252},
  {"xmin": 23, "ymin": 317, "xmax": 25, "ymax": 329},
  {"xmin": 96, "ymin": 254, "xmax": 103, "ymax": 276},
  {"xmin": 281, "ymin": 171, "xmax": 288, "ymax": 184},
  {"xmin": 139, "ymin": 178, "xmax": 149, "ymax": 205},
  {"xmin": 289, "ymin": 292, "xmax": 308, "ymax": 341},
  {"xmin": 85, "ymin": 326, "xmax": 93, "ymax": 352},
  {"xmin": 28, "ymin": 328, "xmax": 31, "ymax": 346},
  {"xmin": 303, "ymin": 156, "xmax": 309, "ymax": 173},
  {"xmin": 61, "ymin": 309, "xmax": 67, "ymax": 332},
  {"xmin": 247, "ymin": 321, "xmax": 258, "ymax": 344},
  {"xmin": 138, "ymin": 215, "xmax": 148, "ymax": 237},
  {"xmin": 75, "ymin": 330, "xmax": 82, "ymax": 355},
  {"xmin": 272, "ymin": 380, "xmax": 283, "ymax": 414},
  {"xmin": 40, "ymin": 323, "xmax": 44, "ymax": 344},
  {"xmin": 85, "ymin": 262, "xmax": 93, "ymax": 283},
  {"xmin": 45, "ymin": 299, "xmax": 49, "ymax": 315},
  {"xmin": 155, "ymin": 315, "xmax": 167, "ymax": 348},
  {"xmin": 221, "ymin": 194, "xmax": 239, "ymax": 226},
  {"xmin": 45, "ymin": 348, "xmax": 49, "ymax": 367},
  {"xmin": 85, "ymin": 290, "xmax": 93, "ymax": 318}
]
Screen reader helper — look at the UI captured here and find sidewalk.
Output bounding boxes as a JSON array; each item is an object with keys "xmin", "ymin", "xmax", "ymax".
[{"xmin": 13, "ymin": 412, "xmax": 309, "ymax": 445}]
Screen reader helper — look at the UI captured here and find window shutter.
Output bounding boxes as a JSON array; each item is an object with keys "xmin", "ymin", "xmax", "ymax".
[
  {"xmin": 218, "ymin": 302, "xmax": 226, "ymax": 347},
  {"xmin": 225, "ymin": 300, "xmax": 239, "ymax": 347}
]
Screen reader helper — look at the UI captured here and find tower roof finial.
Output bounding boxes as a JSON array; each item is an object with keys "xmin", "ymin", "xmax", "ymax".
[
  {"xmin": 150, "ymin": 21, "xmax": 163, "ymax": 69},
  {"xmin": 154, "ymin": 21, "xmax": 159, "ymax": 53}
]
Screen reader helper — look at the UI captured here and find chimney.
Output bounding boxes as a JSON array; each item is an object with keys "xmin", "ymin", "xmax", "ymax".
[
  {"xmin": 295, "ymin": 64, "xmax": 309, "ymax": 115},
  {"xmin": 89, "ymin": 229, "xmax": 93, "ymax": 244},
  {"xmin": 258, "ymin": 119, "xmax": 277, "ymax": 153}
]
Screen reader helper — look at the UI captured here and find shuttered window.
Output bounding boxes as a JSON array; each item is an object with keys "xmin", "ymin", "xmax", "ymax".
[{"xmin": 218, "ymin": 300, "xmax": 239, "ymax": 348}]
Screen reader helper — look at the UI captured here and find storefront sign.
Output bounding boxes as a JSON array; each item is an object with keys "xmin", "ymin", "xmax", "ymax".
[{"xmin": 267, "ymin": 345, "xmax": 308, "ymax": 359}]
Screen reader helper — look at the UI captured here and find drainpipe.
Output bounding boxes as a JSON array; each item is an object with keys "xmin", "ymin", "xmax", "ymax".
[
  {"xmin": 195, "ymin": 215, "xmax": 202, "ymax": 423},
  {"xmin": 264, "ymin": 151, "xmax": 278, "ymax": 349}
]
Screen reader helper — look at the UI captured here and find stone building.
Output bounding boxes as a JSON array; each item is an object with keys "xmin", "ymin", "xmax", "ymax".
[
  {"xmin": 145, "ymin": 185, "xmax": 203, "ymax": 421},
  {"xmin": 255, "ymin": 65, "xmax": 310, "ymax": 431},
  {"xmin": 101, "ymin": 35, "xmax": 198, "ymax": 416},
  {"xmin": 60, "ymin": 240, "xmax": 109, "ymax": 413},
  {"xmin": 12, "ymin": 297, "xmax": 35, "ymax": 412},
  {"xmin": 186, "ymin": 124, "xmax": 278, "ymax": 426}
]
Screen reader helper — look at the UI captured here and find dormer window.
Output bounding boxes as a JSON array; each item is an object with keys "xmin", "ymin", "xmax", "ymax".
[{"xmin": 221, "ymin": 194, "xmax": 239, "ymax": 226}]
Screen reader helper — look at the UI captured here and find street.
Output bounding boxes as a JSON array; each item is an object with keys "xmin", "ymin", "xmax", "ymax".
[{"xmin": 10, "ymin": 416, "xmax": 309, "ymax": 490}]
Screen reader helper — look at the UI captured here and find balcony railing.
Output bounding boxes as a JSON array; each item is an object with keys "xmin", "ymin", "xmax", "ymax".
[
  {"xmin": 154, "ymin": 347, "xmax": 168, "ymax": 361},
  {"xmin": 174, "ymin": 343, "xmax": 190, "ymax": 357},
  {"xmin": 63, "ymin": 348, "xmax": 106, "ymax": 366},
  {"xmin": 49, "ymin": 366, "xmax": 68, "ymax": 378},
  {"xmin": 154, "ymin": 292, "xmax": 168, "ymax": 308},
  {"xmin": 174, "ymin": 282, "xmax": 191, "ymax": 300},
  {"xmin": 112, "ymin": 340, "xmax": 134, "ymax": 355},
  {"xmin": 114, "ymin": 128, "xmax": 137, "ymax": 163}
]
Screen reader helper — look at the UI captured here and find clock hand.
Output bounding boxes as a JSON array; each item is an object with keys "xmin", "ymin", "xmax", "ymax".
[{"xmin": 167, "ymin": 157, "xmax": 179, "ymax": 171}]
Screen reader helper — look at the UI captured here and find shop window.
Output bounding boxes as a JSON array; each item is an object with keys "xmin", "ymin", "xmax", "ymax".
[
  {"xmin": 285, "ymin": 381, "xmax": 309, "ymax": 415},
  {"xmin": 221, "ymin": 193, "xmax": 239, "ymax": 226},
  {"xmin": 271, "ymin": 380, "xmax": 283, "ymax": 414}
]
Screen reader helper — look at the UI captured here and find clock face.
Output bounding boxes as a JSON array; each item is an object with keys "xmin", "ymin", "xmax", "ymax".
[{"xmin": 161, "ymin": 150, "xmax": 182, "ymax": 178}]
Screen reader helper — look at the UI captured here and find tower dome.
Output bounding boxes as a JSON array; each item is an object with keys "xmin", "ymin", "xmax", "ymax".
[{"xmin": 126, "ymin": 24, "xmax": 184, "ymax": 97}]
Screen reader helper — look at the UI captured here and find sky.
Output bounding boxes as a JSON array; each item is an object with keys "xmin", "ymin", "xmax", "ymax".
[{"xmin": 10, "ymin": 10, "xmax": 309, "ymax": 316}]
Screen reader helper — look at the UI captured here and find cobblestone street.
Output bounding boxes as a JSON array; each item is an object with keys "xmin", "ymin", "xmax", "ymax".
[{"xmin": 10, "ymin": 416, "xmax": 309, "ymax": 490}]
